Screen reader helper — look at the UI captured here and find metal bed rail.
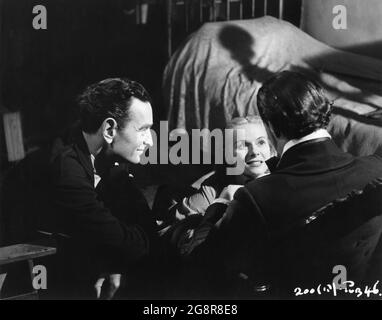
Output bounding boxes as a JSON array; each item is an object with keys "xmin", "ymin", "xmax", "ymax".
[
  {"xmin": 134, "ymin": 0, "xmax": 295, "ymax": 59},
  {"xmin": 165, "ymin": 0, "xmax": 286, "ymax": 59}
]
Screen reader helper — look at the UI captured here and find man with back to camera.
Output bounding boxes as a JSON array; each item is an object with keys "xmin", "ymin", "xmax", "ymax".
[
  {"xmin": 194, "ymin": 70, "xmax": 382, "ymax": 297},
  {"xmin": 48, "ymin": 78, "xmax": 166, "ymax": 299}
]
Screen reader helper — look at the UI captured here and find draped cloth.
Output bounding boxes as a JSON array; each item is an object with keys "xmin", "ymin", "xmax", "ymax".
[{"xmin": 163, "ymin": 16, "xmax": 382, "ymax": 157}]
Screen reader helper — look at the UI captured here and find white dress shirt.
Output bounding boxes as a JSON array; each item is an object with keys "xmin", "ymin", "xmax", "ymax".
[
  {"xmin": 90, "ymin": 154, "xmax": 101, "ymax": 188},
  {"xmin": 281, "ymin": 129, "xmax": 332, "ymax": 157}
]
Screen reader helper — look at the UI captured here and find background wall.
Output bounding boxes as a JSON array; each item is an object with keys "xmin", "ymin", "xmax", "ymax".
[
  {"xmin": 0, "ymin": 0, "xmax": 167, "ymax": 150},
  {"xmin": 301, "ymin": 0, "xmax": 382, "ymax": 60}
]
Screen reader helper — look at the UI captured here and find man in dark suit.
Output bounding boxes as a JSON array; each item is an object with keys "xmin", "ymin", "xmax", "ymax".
[
  {"xmin": 194, "ymin": 71, "xmax": 382, "ymax": 297},
  {"xmin": 47, "ymin": 78, "xmax": 165, "ymax": 299}
]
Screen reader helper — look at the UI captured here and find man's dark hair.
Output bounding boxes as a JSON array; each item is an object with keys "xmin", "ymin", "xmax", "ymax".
[
  {"xmin": 77, "ymin": 78, "xmax": 151, "ymax": 134},
  {"xmin": 257, "ymin": 71, "xmax": 332, "ymax": 140}
]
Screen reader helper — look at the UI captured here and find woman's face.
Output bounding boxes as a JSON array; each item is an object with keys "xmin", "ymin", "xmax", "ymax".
[{"xmin": 233, "ymin": 123, "xmax": 272, "ymax": 178}]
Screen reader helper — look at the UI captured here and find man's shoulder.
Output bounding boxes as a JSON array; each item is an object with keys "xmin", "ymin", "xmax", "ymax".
[
  {"xmin": 346, "ymin": 154, "xmax": 382, "ymax": 181},
  {"xmin": 355, "ymin": 154, "xmax": 382, "ymax": 169},
  {"xmin": 245, "ymin": 172, "xmax": 288, "ymax": 192},
  {"xmin": 51, "ymin": 136, "xmax": 78, "ymax": 165},
  {"xmin": 50, "ymin": 137, "xmax": 89, "ymax": 181},
  {"xmin": 50, "ymin": 125, "xmax": 85, "ymax": 165},
  {"xmin": 239, "ymin": 153, "xmax": 382, "ymax": 203},
  {"xmin": 236, "ymin": 173, "xmax": 288, "ymax": 204}
]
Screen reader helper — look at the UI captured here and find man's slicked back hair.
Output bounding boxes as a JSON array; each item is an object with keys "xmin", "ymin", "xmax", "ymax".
[
  {"xmin": 77, "ymin": 78, "xmax": 151, "ymax": 134},
  {"xmin": 257, "ymin": 71, "xmax": 332, "ymax": 140}
]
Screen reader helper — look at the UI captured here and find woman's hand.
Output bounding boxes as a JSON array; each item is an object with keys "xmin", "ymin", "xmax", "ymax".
[
  {"xmin": 94, "ymin": 273, "xmax": 122, "ymax": 300},
  {"xmin": 218, "ymin": 185, "xmax": 243, "ymax": 201}
]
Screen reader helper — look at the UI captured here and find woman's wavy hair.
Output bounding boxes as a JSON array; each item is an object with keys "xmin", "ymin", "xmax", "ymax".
[
  {"xmin": 257, "ymin": 71, "xmax": 332, "ymax": 140},
  {"xmin": 77, "ymin": 78, "xmax": 151, "ymax": 134}
]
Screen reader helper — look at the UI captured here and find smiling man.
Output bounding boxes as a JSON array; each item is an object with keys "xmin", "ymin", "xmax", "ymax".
[{"xmin": 48, "ymin": 78, "xmax": 163, "ymax": 299}]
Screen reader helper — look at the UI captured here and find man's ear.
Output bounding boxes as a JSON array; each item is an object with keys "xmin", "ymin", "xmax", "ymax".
[{"xmin": 102, "ymin": 118, "xmax": 118, "ymax": 144}]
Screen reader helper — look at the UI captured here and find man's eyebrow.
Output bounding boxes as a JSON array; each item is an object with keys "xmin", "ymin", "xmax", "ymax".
[{"xmin": 138, "ymin": 123, "xmax": 153, "ymax": 130}]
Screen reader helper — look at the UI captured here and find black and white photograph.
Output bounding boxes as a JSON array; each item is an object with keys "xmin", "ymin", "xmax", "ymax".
[{"xmin": 0, "ymin": 0, "xmax": 382, "ymax": 306}]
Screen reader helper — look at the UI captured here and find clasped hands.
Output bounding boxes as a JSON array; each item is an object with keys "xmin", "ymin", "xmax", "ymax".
[
  {"xmin": 218, "ymin": 184, "xmax": 243, "ymax": 201},
  {"xmin": 93, "ymin": 185, "xmax": 243, "ymax": 300}
]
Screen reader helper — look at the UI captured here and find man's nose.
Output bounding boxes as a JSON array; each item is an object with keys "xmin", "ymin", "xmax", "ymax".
[{"xmin": 145, "ymin": 130, "xmax": 154, "ymax": 147}]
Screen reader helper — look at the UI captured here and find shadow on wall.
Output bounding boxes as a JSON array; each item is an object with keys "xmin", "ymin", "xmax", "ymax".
[
  {"xmin": 306, "ymin": 40, "xmax": 382, "ymax": 126},
  {"xmin": 341, "ymin": 41, "xmax": 382, "ymax": 61},
  {"xmin": 217, "ymin": 24, "xmax": 382, "ymax": 128},
  {"xmin": 218, "ymin": 24, "xmax": 274, "ymax": 83},
  {"xmin": 0, "ymin": 0, "xmax": 167, "ymax": 149}
]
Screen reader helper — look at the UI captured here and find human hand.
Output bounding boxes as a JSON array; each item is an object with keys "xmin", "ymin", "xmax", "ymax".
[
  {"xmin": 218, "ymin": 185, "xmax": 243, "ymax": 201},
  {"xmin": 94, "ymin": 273, "xmax": 122, "ymax": 300}
]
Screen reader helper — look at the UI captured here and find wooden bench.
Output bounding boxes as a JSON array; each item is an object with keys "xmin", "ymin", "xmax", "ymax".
[{"xmin": 0, "ymin": 244, "xmax": 56, "ymax": 300}]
